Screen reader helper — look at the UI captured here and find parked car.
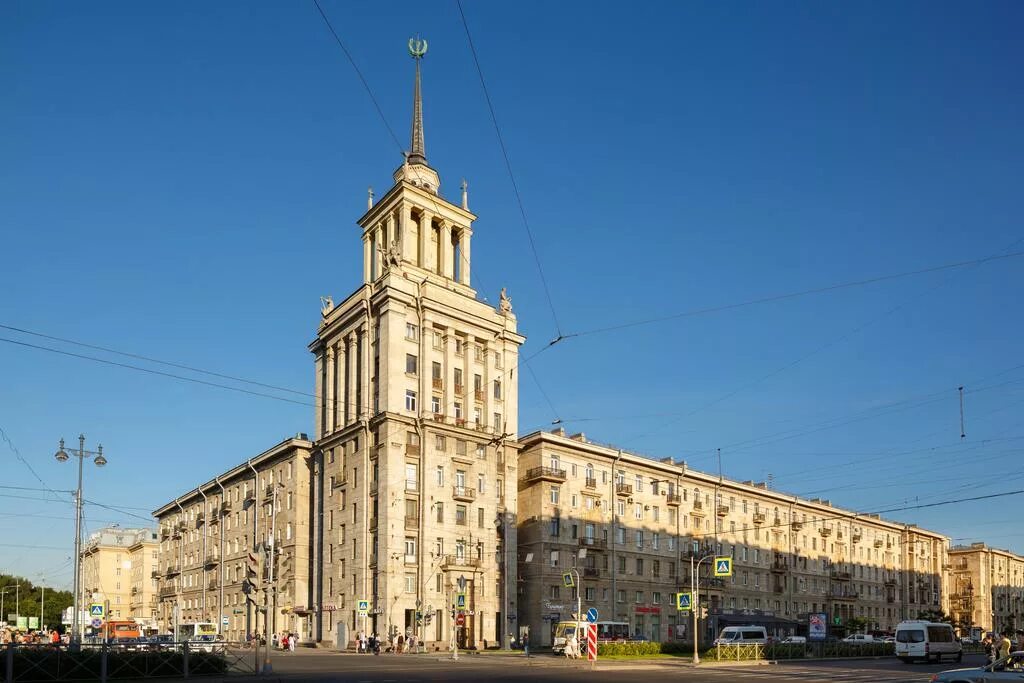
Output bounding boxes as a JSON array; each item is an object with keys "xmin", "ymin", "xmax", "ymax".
[
  {"xmin": 148, "ymin": 634, "xmax": 175, "ymax": 651},
  {"xmin": 930, "ymin": 650, "xmax": 1024, "ymax": 682},
  {"xmin": 843, "ymin": 634, "xmax": 877, "ymax": 645},
  {"xmin": 780, "ymin": 636, "xmax": 807, "ymax": 644}
]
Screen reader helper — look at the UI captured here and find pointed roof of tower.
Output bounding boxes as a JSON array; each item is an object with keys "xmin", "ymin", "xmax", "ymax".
[
  {"xmin": 407, "ymin": 36, "xmax": 428, "ymax": 167},
  {"xmin": 394, "ymin": 36, "xmax": 440, "ymax": 193}
]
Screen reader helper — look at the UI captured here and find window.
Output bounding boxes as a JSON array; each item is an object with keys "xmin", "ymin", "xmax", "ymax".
[
  {"xmin": 454, "ymin": 367, "xmax": 463, "ymax": 388},
  {"xmin": 653, "ymin": 560, "xmax": 660, "ymax": 577},
  {"xmin": 653, "ymin": 591, "xmax": 662, "ymax": 604},
  {"xmin": 473, "ymin": 374, "xmax": 482, "ymax": 394},
  {"xmin": 433, "ymin": 331, "xmax": 443, "ymax": 349},
  {"xmin": 494, "ymin": 350, "xmax": 502, "ymax": 368},
  {"xmin": 585, "ymin": 587, "xmax": 596, "ymax": 601},
  {"xmin": 405, "ymin": 390, "xmax": 417, "ymax": 411},
  {"xmin": 455, "ymin": 505, "xmax": 467, "ymax": 526},
  {"xmin": 493, "ymin": 412, "xmax": 502, "ymax": 431},
  {"xmin": 432, "ymin": 361, "xmax": 442, "ymax": 381},
  {"xmin": 405, "ymin": 574, "xmax": 415, "ymax": 593},
  {"xmin": 494, "ymin": 380, "xmax": 502, "ymax": 400},
  {"xmin": 635, "ymin": 591, "xmax": 644, "ymax": 604},
  {"xmin": 431, "ymin": 396, "xmax": 441, "ymax": 414},
  {"xmin": 405, "ymin": 323, "xmax": 418, "ymax": 340},
  {"xmin": 652, "ymin": 533, "xmax": 660, "ymax": 550},
  {"xmin": 549, "ymin": 518, "xmax": 560, "ymax": 537},
  {"xmin": 477, "ymin": 473, "xmax": 486, "ymax": 493},
  {"xmin": 617, "ymin": 590, "xmax": 625, "ymax": 603},
  {"xmin": 549, "ymin": 585, "xmax": 560, "ymax": 599},
  {"xmin": 636, "ymin": 558, "xmax": 644, "ymax": 575},
  {"xmin": 571, "ymin": 494, "xmax": 578, "ymax": 508},
  {"xmin": 405, "ymin": 463, "xmax": 418, "ymax": 490},
  {"xmin": 405, "ymin": 354, "xmax": 418, "ymax": 375},
  {"xmin": 435, "ymin": 502, "xmax": 443, "ymax": 523},
  {"xmin": 634, "ymin": 504, "xmax": 642, "ymax": 520},
  {"xmin": 478, "ymin": 507, "xmax": 484, "ymax": 528},
  {"xmin": 550, "ymin": 550, "xmax": 559, "ymax": 567},
  {"xmin": 455, "ymin": 338, "xmax": 465, "ymax": 356},
  {"xmin": 635, "ymin": 530, "xmax": 643, "ymax": 548},
  {"xmin": 435, "ymin": 466, "xmax": 444, "ymax": 486},
  {"xmin": 634, "ymin": 474, "xmax": 643, "ymax": 492},
  {"xmin": 475, "ymin": 443, "xmax": 486, "ymax": 459},
  {"xmin": 404, "ymin": 538, "xmax": 417, "ymax": 562},
  {"xmin": 549, "ymin": 487, "xmax": 560, "ymax": 504}
]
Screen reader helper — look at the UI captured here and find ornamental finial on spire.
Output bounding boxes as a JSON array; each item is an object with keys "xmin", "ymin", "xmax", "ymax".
[{"xmin": 407, "ymin": 36, "xmax": 428, "ymax": 167}]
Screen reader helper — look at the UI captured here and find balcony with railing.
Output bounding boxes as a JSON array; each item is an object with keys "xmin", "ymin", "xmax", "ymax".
[
  {"xmin": 159, "ymin": 585, "xmax": 177, "ymax": 598},
  {"xmin": 405, "ymin": 442, "xmax": 420, "ymax": 456},
  {"xmin": 165, "ymin": 565, "xmax": 180, "ymax": 577},
  {"xmin": 830, "ymin": 569, "xmax": 852, "ymax": 581},
  {"xmin": 405, "ymin": 515, "xmax": 419, "ymax": 530},
  {"xmin": 204, "ymin": 553, "xmax": 219, "ymax": 568},
  {"xmin": 829, "ymin": 587, "xmax": 858, "ymax": 601},
  {"xmin": 818, "ymin": 526, "xmax": 833, "ymax": 537},
  {"xmin": 263, "ymin": 484, "xmax": 275, "ymax": 499},
  {"xmin": 195, "ymin": 513, "xmax": 205, "ymax": 527},
  {"xmin": 474, "ymin": 389, "xmax": 484, "ymax": 402},
  {"xmin": 432, "ymin": 377, "xmax": 443, "ymax": 390},
  {"xmin": 753, "ymin": 512, "xmax": 766, "ymax": 525},
  {"xmin": 692, "ymin": 499, "xmax": 705, "ymax": 515},
  {"xmin": 716, "ymin": 505, "xmax": 730, "ymax": 517},
  {"xmin": 852, "ymin": 533, "xmax": 862, "ymax": 543},
  {"xmin": 773, "ymin": 582, "xmax": 785, "ymax": 593},
  {"xmin": 585, "ymin": 477, "xmax": 597, "ymax": 490},
  {"xmin": 220, "ymin": 501, "xmax": 232, "ymax": 515},
  {"xmin": 441, "ymin": 555, "xmax": 481, "ymax": 570},
  {"xmin": 453, "ymin": 486, "xmax": 477, "ymax": 502},
  {"xmin": 583, "ymin": 568, "xmax": 600, "ymax": 578},
  {"xmin": 884, "ymin": 575, "xmax": 897, "ymax": 587},
  {"xmin": 521, "ymin": 466, "xmax": 567, "ymax": 485},
  {"xmin": 207, "ymin": 579, "xmax": 218, "ymax": 591},
  {"xmin": 771, "ymin": 557, "xmax": 788, "ymax": 573},
  {"xmin": 578, "ymin": 537, "xmax": 607, "ymax": 550},
  {"xmin": 615, "ymin": 483, "xmax": 633, "ymax": 496},
  {"xmin": 666, "ymin": 493, "xmax": 681, "ymax": 506},
  {"xmin": 791, "ymin": 520, "xmax": 803, "ymax": 531}
]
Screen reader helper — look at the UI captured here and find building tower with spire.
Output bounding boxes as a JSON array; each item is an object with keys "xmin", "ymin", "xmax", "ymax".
[{"xmin": 308, "ymin": 38, "xmax": 524, "ymax": 649}]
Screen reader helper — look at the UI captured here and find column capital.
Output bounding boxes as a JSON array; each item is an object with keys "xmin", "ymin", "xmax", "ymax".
[{"xmin": 325, "ymin": 345, "xmax": 335, "ymax": 360}]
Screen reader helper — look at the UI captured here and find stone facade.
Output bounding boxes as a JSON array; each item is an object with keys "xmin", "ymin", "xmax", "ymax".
[
  {"xmin": 151, "ymin": 436, "xmax": 313, "ymax": 641},
  {"xmin": 948, "ymin": 542, "xmax": 1024, "ymax": 635},
  {"xmin": 516, "ymin": 429, "xmax": 948, "ymax": 646},
  {"xmin": 308, "ymin": 57, "xmax": 523, "ymax": 649},
  {"xmin": 80, "ymin": 527, "xmax": 159, "ymax": 630}
]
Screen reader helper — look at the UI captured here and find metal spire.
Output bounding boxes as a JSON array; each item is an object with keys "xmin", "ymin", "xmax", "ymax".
[{"xmin": 407, "ymin": 36, "xmax": 428, "ymax": 166}]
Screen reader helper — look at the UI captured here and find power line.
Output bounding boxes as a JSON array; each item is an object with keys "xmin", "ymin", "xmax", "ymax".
[
  {"xmin": 0, "ymin": 323, "xmax": 311, "ymax": 398},
  {"xmin": 456, "ymin": 0, "xmax": 563, "ymax": 339},
  {"xmin": 310, "ymin": 0, "xmax": 404, "ymax": 155},
  {"xmin": 0, "ymin": 336, "xmax": 313, "ymax": 407},
  {"xmin": 0, "ymin": 425, "xmax": 65, "ymax": 502},
  {"xmin": 563, "ymin": 250, "xmax": 1024, "ymax": 340}
]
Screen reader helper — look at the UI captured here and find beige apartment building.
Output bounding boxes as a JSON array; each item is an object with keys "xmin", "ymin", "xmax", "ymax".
[
  {"xmin": 517, "ymin": 429, "xmax": 949, "ymax": 646},
  {"xmin": 151, "ymin": 435, "xmax": 313, "ymax": 640},
  {"xmin": 309, "ymin": 47, "xmax": 523, "ymax": 650},
  {"xmin": 80, "ymin": 527, "xmax": 160, "ymax": 630},
  {"xmin": 948, "ymin": 542, "xmax": 1024, "ymax": 635}
]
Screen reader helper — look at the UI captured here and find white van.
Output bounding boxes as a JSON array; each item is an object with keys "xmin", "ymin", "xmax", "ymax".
[
  {"xmin": 714, "ymin": 626, "xmax": 768, "ymax": 646},
  {"xmin": 894, "ymin": 620, "xmax": 962, "ymax": 664}
]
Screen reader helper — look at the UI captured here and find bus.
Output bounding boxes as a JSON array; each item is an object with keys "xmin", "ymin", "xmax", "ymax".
[
  {"xmin": 175, "ymin": 622, "xmax": 219, "ymax": 648},
  {"xmin": 552, "ymin": 621, "xmax": 631, "ymax": 653}
]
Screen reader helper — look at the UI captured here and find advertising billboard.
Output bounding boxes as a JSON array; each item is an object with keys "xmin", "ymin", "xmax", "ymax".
[{"xmin": 808, "ymin": 613, "xmax": 827, "ymax": 641}]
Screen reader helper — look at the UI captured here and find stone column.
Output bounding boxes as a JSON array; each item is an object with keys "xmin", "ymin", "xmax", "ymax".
[
  {"xmin": 362, "ymin": 235, "xmax": 371, "ymax": 284},
  {"xmin": 402, "ymin": 203, "xmax": 414, "ymax": 263},
  {"xmin": 419, "ymin": 209, "xmax": 432, "ymax": 271},
  {"xmin": 314, "ymin": 349, "xmax": 324, "ymax": 440},
  {"xmin": 335, "ymin": 341, "xmax": 346, "ymax": 429},
  {"xmin": 324, "ymin": 346, "xmax": 336, "ymax": 434},
  {"xmin": 347, "ymin": 333, "xmax": 358, "ymax": 424},
  {"xmin": 459, "ymin": 229, "xmax": 471, "ymax": 286},
  {"xmin": 444, "ymin": 326, "xmax": 455, "ymax": 419},
  {"xmin": 359, "ymin": 324, "xmax": 370, "ymax": 419},
  {"xmin": 440, "ymin": 221, "xmax": 453, "ymax": 280}
]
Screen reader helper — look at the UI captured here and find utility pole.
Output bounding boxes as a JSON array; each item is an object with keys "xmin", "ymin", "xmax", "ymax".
[{"xmin": 263, "ymin": 482, "xmax": 282, "ymax": 675}]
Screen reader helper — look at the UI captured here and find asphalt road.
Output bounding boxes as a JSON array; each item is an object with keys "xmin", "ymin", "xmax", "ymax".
[{"xmin": 228, "ymin": 650, "xmax": 990, "ymax": 683}]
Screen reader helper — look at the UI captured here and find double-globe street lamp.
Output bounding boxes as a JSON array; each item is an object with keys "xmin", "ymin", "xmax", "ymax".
[{"xmin": 54, "ymin": 434, "xmax": 107, "ymax": 644}]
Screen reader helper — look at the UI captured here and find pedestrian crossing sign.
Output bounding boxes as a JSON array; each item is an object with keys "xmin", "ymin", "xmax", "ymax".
[
  {"xmin": 675, "ymin": 592, "xmax": 692, "ymax": 611},
  {"xmin": 89, "ymin": 603, "xmax": 105, "ymax": 617},
  {"xmin": 357, "ymin": 600, "xmax": 369, "ymax": 616},
  {"xmin": 562, "ymin": 572, "xmax": 575, "ymax": 588},
  {"xmin": 714, "ymin": 557, "xmax": 733, "ymax": 577},
  {"xmin": 456, "ymin": 593, "xmax": 467, "ymax": 609}
]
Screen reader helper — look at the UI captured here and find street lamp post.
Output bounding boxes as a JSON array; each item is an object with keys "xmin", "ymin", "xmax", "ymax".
[
  {"xmin": 54, "ymin": 434, "xmax": 107, "ymax": 645},
  {"xmin": 691, "ymin": 549, "xmax": 715, "ymax": 665},
  {"xmin": 0, "ymin": 587, "xmax": 12, "ymax": 629}
]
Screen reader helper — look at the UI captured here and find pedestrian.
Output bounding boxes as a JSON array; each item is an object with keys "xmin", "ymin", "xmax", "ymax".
[
  {"xmin": 272, "ymin": 632, "xmax": 278, "ymax": 650},
  {"xmin": 361, "ymin": 631, "xmax": 368, "ymax": 654},
  {"xmin": 289, "ymin": 632, "xmax": 297, "ymax": 652},
  {"xmin": 281, "ymin": 633, "xmax": 289, "ymax": 651},
  {"xmin": 1001, "ymin": 632, "xmax": 1013, "ymax": 660},
  {"xmin": 523, "ymin": 627, "xmax": 530, "ymax": 658},
  {"xmin": 397, "ymin": 634, "xmax": 404, "ymax": 654}
]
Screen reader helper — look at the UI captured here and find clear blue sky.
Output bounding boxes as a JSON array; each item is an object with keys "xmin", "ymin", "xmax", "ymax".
[{"xmin": 2, "ymin": 1, "xmax": 1022, "ymax": 588}]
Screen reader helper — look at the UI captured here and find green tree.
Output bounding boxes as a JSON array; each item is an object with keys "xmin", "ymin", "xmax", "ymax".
[
  {"xmin": 0, "ymin": 574, "xmax": 74, "ymax": 631},
  {"xmin": 846, "ymin": 616, "xmax": 870, "ymax": 633}
]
